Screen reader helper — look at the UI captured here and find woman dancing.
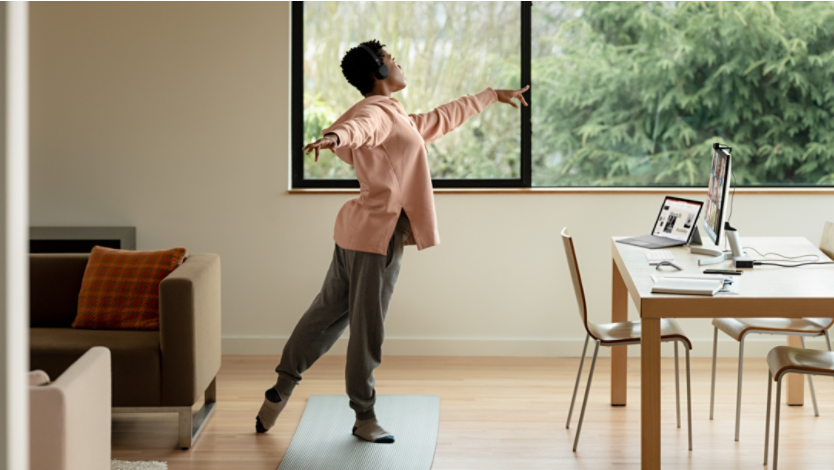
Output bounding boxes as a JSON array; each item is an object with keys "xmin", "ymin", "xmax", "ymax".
[{"xmin": 257, "ymin": 39, "xmax": 529, "ymax": 443}]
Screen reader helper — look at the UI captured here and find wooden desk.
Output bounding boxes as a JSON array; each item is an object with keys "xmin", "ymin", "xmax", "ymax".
[{"xmin": 610, "ymin": 237, "xmax": 834, "ymax": 470}]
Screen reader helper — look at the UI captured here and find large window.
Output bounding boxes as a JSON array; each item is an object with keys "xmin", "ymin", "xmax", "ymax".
[
  {"xmin": 293, "ymin": 2, "xmax": 834, "ymax": 188},
  {"xmin": 293, "ymin": 1, "xmax": 525, "ymax": 188}
]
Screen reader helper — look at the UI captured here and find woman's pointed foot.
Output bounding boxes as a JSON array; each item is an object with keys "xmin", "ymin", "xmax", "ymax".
[
  {"xmin": 255, "ymin": 387, "xmax": 289, "ymax": 433},
  {"xmin": 352, "ymin": 417, "xmax": 395, "ymax": 444}
]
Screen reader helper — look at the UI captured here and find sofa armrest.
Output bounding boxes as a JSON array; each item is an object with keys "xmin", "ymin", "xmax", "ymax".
[
  {"xmin": 30, "ymin": 347, "xmax": 111, "ymax": 470},
  {"xmin": 159, "ymin": 253, "xmax": 221, "ymax": 406},
  {"xmin": 29, "ymin": 370, "xmax": 50, "ymax": 386}
]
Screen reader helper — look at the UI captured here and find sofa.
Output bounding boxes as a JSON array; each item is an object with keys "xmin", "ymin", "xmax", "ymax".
[
  {"xmin": 29, "ymin": 252, "xmax": 222, "ymax": 449},
  {"xmin": 30, "ymin": 347, "xmax": 111, "ymax": 470}
]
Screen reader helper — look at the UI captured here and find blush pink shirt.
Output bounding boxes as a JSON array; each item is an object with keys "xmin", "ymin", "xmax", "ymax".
[{"xmin": 323, "ymin": 88, "xmax": 499, "ymax": 255}]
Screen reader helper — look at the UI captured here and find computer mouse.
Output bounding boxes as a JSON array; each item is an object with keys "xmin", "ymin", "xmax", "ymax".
[{"xmin": 655, "ymin": 260, "xmax": 683, "ymax": 271}]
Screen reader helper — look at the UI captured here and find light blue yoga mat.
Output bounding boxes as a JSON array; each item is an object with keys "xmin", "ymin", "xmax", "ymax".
[{"xmin": 277, "ymin": 395, "xmax": 440, "ymax": 470}]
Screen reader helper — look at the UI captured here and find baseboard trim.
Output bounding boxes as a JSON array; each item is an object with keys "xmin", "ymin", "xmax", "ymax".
[{"xmin": 222, "ymin": 335, "xmax": 833, "ymax": 358}]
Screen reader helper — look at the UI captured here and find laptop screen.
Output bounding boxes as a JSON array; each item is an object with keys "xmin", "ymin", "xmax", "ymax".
[{"xmin": 652, "ymin": 197, "xmax": 703, "ymax": 242}]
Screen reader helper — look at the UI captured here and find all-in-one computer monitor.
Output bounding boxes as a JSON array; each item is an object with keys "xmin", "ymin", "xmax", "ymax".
[
  {"xmin": 703, "ymin": 145, "xmax": 731, "ymax": 246},
  {"xmin": 690, "ymin": 143, "xmax": 747, "ymax": 265}
]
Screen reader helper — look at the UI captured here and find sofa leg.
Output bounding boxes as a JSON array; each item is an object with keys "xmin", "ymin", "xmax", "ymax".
[
  {"xmin": 178, "ymin": 376, "xmax": 218, "ymax": 450},
  {"xmin": 113, "ymin": 376, "xmax": 218, "ymax": 450},
  {"xmin": 178, "ymin": 407, "xmax": 193, "ymax": 450},
  {"xmin": 206, "ymin": 377, "xmax": 217, "ymax": 404}
]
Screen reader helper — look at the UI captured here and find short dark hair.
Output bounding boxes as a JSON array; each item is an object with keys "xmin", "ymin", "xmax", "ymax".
[{"xmin": 341, "ymin": 40, "xmax": 386, "ymax": 96}]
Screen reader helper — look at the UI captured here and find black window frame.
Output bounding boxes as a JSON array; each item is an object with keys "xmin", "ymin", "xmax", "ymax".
[
  {"xmin": 292, "ymin": 1, "xmax": 834, "ymax": 190},
  {"xmin": 291, "ymin": 1, "xmax": 532, "ymax": 189}
]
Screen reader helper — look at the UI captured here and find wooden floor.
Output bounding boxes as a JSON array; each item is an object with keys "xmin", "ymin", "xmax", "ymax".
[{"xmin": 111, "ymin": 355, "xmax": 834, "ymax": 469}]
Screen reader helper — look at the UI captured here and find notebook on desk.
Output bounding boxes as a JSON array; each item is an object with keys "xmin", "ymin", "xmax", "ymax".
[
  {"xmin": 650, "ymin": 274, "xmax": 733, "ymax": 296},
  {"xmin": 652, "ymin": 277, "xmax": 722, "ymax": 296}
]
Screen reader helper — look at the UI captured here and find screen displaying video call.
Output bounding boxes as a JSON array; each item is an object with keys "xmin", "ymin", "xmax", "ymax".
[{"xmin": 704, "ymin": 149, "xmax": 729, "ymax": 237}]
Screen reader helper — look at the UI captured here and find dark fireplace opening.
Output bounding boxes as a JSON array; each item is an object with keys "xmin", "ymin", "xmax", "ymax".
[
  {"xmin": 29, "ymin": 227, "xmax": 136, "ymax": 254},
  {"xmin": 30, "ymin": 239, "xmax": 123, "ymax": 254}
]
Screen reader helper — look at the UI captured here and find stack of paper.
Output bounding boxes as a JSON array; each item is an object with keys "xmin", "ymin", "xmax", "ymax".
[{"xmin": 651, "ymin": 274, "xmax": 727, "ymax": 296}]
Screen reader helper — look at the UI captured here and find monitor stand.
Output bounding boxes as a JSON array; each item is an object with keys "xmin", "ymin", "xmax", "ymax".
[{"xmin": 689, "ymin": 223, "xmax": 746, "ymax": 266}]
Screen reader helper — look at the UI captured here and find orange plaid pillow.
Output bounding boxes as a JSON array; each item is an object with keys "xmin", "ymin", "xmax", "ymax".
[{"xmin": 72, "ymin": 246, "xmax": 187, "ymax": 330}]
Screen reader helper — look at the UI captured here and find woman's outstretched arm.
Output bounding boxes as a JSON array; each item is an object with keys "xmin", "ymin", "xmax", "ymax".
[
  {"xmin": 303, "ymin": 104, "xmax": 394, "ymax": 163},
  {"xmin": 409, "ymin": 85, "xmax": 529, "ymax": 145}
]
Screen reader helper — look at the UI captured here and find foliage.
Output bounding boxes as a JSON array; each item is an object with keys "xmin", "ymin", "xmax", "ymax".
[
  {"xmin": 301, "ymin": 2, "xmax": 834, "ymax": 186},
  {"xmin": 302, "ymin": 2, "xmax": 521, "ymax": 180},
  {"xmin": 532, "ymin": 1, "xmax": 834, "ymax": 186}
]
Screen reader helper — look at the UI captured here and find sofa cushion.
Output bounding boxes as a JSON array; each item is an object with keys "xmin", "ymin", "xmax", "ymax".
[
  {"xmin": 30, "ymin": 254, "xmax": 89, "ymax": 328},
  {"xmin": 30, "ymin": 328, "xmax": 162, "ymax": 407},
  {"xmin": 72, "ymin": 246, "xmax": 186, "ymax": 330}
]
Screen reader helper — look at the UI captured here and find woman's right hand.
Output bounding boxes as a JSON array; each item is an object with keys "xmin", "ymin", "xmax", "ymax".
[{"xmin": 302, "ymin": 133, "xmax": 339, "ymax": 162}]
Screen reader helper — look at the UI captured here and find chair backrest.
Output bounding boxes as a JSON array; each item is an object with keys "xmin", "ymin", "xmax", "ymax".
[
  {"xmin": 821, "ymin": 221, "xmax": 834, "ymax": 260},
  {"xmin": 817, "ymin": 221, "xmax": 834, "ymax": 330},
  {"xmin": 561, "ymin": 228, "xmax": 593, "ymax": 336}
]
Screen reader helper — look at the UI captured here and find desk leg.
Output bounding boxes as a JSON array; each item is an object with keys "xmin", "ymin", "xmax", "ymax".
[
  {"xmin": 786, "ymin": 335, "xmax": 805, "ymax": 406},
  {"xmin": 641, "ymin": 317, "xmax": 662, "ymax": 470},
  {"xmin": 611, "ymin": 260, "xmax": 628, "ymax": 406}
]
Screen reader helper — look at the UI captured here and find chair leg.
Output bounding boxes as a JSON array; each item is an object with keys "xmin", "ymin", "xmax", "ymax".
[
  {"xmin": 800, "ymin": 337, "xmax": 820, "ymax": 417},
  {"xmin": 826, "ymin": 331, "xmax": 834, "ymax": 384},
  {"xmin": 735, "ymin": 337, "xmax": 745, "ymax": 441},
  {"xmin": 773, "ymin": 377, "xmax": 783, "ymax": 470},
  {"xmin": 675, "ymin": 341, "xmax": 681, "ymax": 429},
  {"xmin": 764, "ymin": 371, "xmax": 772, "ymax": 465},
  {"xmin": 710, "ymin": 326, "xmax": 718, "ymax": 420},
  {"xmin": 566, "ymin": 334, "xmax": 590, "ymax": 429},
  {"xmin": 573, "ymin": 340, "xmax": 600, "ymax": 452},
  {"xmin": 685, "ymin": 345, "xmax": 692, "ymax": 451}
]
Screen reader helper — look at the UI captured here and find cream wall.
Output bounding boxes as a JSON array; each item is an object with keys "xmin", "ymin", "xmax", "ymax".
[{"xmin": 29, "ymin": 2, "xmax": 834, "ymax": 358}]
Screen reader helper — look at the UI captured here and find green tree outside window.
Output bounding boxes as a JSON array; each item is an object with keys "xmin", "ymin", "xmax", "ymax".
[
  {"xmin": 532, "ymin": 1, "xmax": 834, "ymax": 186},
  {"xmin": 302, "ymin": 2, "xmax": 521, "ymax": 181}
]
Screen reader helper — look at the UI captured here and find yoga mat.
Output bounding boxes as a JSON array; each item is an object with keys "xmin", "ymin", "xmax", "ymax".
[{"xmin": 277, "ymin": 395, "xmax": 440, "ymax": 470}]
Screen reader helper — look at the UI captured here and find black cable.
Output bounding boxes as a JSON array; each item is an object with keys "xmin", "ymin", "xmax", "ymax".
[{"xmin": 754, "ymin": 261, "xmax": 834, "ymax": 268}]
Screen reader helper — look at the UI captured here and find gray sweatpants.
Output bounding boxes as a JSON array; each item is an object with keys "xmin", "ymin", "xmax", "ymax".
[{"xmin": 275, "ymin": 215, "xmax": 410, "ymax": 420}]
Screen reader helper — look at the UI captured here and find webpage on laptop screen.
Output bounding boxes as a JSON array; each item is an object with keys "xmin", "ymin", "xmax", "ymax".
[{"xmin": 652, "ymin": 199, "xmax": 701, "ymax": 241}]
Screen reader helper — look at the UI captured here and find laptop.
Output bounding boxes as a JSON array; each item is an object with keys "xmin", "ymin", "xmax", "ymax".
[{"xmin": 617, "ymin": 196, "xmax": 704, "ymax": 249}]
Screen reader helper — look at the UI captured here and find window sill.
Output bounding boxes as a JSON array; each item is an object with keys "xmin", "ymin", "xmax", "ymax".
[{"xmin": 288, "ymin": 187, "xmax": 834, "ymax": 195}]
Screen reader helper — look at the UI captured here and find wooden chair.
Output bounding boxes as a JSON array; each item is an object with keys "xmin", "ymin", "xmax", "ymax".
[
  {"xmin": 763, "ymin": 346, "xmax": 834, "ymax": 469},
  {"xmin": 709, "ymin": 221, "xmax": 834, "ymax": 441},
  {"xmin": 561, "ymin": 228, "xmax": 692, "ymax": 451}
]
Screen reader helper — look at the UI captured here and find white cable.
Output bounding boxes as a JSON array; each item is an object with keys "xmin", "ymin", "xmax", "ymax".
[{"xmin": 743, "ymin": 246, "xmax": 820, "ymax": 262}]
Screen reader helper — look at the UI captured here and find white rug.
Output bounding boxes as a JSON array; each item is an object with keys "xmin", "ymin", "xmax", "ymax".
[{"xmin": 112, "ymin": 461, "xmax": 168, "ymax": 470}]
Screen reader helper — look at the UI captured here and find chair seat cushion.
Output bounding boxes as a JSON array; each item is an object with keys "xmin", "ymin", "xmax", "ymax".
[
  {"xmin": 30, "ymin": 328, "xmax": 161, "ymax": 406},
  {"xmin": 589, "ymin": 318, "xmax": 691, "ymax": 348},
  {"xmin": 712, "ymin": 317, "xmax": 832, "ymax": 341},
  {"xmin": 767, "ymin": 346, "xmax": 834, "ymax": 380}
]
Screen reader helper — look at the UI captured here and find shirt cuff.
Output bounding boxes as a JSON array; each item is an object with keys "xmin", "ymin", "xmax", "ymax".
[
  {"xmin": 324, "ymin": 130, "xmax": 343, "ymax": 148},
  {"xmin": 477, "ymin": 87, "xmax": 499, "ymax": 106}
]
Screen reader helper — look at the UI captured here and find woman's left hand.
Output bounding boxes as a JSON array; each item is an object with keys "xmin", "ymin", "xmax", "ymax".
[{"xmin": 495, "ymin": 85, "xmax": 530, "ymax": 109}]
